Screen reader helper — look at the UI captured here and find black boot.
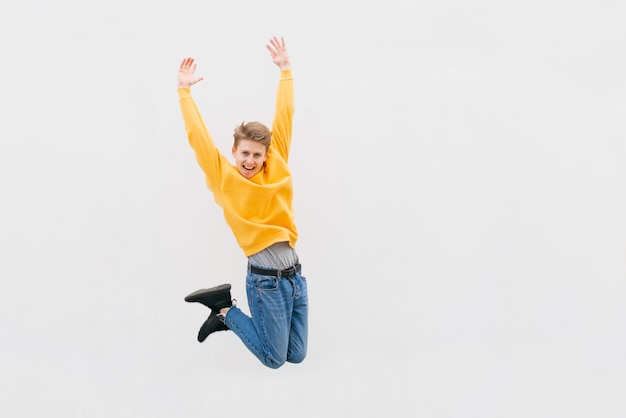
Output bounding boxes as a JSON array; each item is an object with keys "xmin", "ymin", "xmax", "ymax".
[
  {"xmin": 184, "ymin": 283, "xmax": 232, "ymax": 311},
  {"xmin": 185, "ymin": 284, "xmax": 233, "ymax": 342},
  {"xmin": 197, "ymin": 310, "xmax": 228, "ymax": 342}
]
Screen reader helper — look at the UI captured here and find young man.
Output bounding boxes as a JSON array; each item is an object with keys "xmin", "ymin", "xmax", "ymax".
[{"xmin": 177, "ymin": 36, "xmax": 308, "ymax": 369}]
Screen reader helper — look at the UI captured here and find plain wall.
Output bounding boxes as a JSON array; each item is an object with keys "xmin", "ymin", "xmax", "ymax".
[{"xmin": 1, "ymin": 1, "xmax": 625, "ymax": 417}]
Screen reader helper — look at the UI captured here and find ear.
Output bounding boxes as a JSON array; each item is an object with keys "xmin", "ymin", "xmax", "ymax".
[{"xmin": 231, "ymin": 146, "xmax": 237, "ymax": 158}]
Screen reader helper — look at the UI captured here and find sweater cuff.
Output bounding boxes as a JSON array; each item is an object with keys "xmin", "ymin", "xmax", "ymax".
[
  {"xmin": 178, "ymin": 88, "xmax": 191, "ymax": 98},
  {"xmin": 280, "ymin": 69, "xmax": 293, "ymax": 80}
]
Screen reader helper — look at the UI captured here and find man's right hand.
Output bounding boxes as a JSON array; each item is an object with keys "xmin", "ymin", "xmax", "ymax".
[{"xmin": 178, "ymin": 57, "xmax": 204, "ymax": 88}]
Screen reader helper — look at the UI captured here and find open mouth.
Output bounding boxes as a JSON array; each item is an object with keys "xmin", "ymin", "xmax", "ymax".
[{"xmin": 241, "ymin": 164, "xmax": 256, "ymax": 176}]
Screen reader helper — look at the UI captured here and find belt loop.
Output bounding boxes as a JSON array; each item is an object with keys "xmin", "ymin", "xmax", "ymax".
[{"xmin": 276, "ymin": 269, "xmax": 283, "ymax": 279}]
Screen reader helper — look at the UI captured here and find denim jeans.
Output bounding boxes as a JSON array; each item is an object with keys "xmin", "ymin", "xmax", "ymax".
[{"xmin": 224, "ymin": 265, "xmax": 308, "ymax": 369}]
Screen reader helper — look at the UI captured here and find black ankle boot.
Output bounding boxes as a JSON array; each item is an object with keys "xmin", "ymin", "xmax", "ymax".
[
  {"xmin": 184, "ymin": 283, "xmax": 232, "ymax": 311},
  {"xmin": 197, "ymin": 310, "xmax": 229, "ymax": 342}
]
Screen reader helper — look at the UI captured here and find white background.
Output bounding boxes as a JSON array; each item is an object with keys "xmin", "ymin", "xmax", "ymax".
[{"xmin": 1, "ymin": 1, "xmax": 625, "ymax": 417}]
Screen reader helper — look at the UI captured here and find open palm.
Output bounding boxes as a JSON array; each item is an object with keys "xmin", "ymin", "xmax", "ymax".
[
  {"xmin": 178, "ymin": 57, "xmax": 204, "ymax": 88},
  {"xmin": 266, "ymin": 36, "xmax": 290, "ymax": 70}
]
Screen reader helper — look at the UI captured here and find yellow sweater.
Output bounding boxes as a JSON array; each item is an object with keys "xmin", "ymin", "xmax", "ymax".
[{"xmin": 178, "ymin": 70, "xmax": 297, "ymax": 256}]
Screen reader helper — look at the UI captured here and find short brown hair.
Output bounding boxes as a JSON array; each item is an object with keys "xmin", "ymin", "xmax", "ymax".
[{"xmin": 233, "ymin": 121, "xmax": 271, "ymax": 150}]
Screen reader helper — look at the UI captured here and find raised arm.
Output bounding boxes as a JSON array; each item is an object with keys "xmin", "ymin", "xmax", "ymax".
[
  {"xmin": 177, "ymin": 57, "xmax": 225, "ymax": 195},
  {"xmin": 267, "ymin": 37, "xmax": 294, "ymax": 160}
]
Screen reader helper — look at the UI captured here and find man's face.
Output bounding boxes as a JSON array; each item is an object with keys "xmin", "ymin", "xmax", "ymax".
[{"xmin": 232, "ymin": 140, "xmax": 268, "ymax": 179}]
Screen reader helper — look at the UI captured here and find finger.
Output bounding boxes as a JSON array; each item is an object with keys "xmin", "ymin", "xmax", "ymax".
[{"xmin": 181, "ymin": 57, "xmax": 194, "ymax": 70}]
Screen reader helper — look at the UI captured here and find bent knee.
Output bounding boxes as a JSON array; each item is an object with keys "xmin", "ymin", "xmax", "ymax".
[
  {"xmin": 287, "ymin": 350, "xmax": 307, "ymax": 364},
  {"xmin": 263, "ymin": 356, "xmax": 287, "ymax": 369}
]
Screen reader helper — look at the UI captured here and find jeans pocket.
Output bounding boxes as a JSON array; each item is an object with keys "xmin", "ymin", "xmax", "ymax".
[{"xmin": 255, "ymin": 276, "xmax": 279, "ymax": 292}]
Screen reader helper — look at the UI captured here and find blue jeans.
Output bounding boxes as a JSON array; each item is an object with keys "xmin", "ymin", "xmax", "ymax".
[{"xmin": 224, "ymin": 265, "xmax": 308, "ymax": 369}]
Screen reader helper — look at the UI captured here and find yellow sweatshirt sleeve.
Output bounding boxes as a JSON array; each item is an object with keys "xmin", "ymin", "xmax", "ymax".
[
  {"xmin": 270, "ymin": 69, "xmax": 295, "ymax": 162},
  {"xmin": 178, "ymin": 88, "xmax": 229, "ymax": 201}
]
